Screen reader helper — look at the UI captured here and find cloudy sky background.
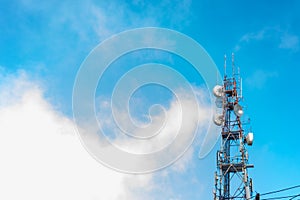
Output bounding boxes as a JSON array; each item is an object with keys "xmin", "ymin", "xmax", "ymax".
[{"xmin": 1, "ymin": 0, "xmax": 300, "ymax": 199}]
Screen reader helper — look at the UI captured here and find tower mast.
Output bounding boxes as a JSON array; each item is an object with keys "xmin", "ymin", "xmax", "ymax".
[{"xmin": 213, "ymin": 54, "xmax": 254, "ymax": 200}]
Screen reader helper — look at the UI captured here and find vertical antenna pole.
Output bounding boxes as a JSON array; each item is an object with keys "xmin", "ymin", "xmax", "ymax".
[{"xmin": 241, "ymin": 78, "xmax": 243, "ymax": 98}]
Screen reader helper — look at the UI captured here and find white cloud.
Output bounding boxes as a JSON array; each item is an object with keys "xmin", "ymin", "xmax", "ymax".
[
  {"xmin": 0, "ymin": 71, "xmax": 212, "ymax": 200},
  {"xmin": 0, "ymin": 71, "xmax": 154, "ymax": 200}
]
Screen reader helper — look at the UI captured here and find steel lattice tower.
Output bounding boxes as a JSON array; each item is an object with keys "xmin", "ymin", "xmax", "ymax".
[{"xmin": 213, "ymin": 54, "xmax": 254, "ymax": 200}]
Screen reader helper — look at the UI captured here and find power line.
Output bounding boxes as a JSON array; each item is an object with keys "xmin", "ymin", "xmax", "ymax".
[
  {"xmin": 261, "ymin": 194, "xmax": 300, "ymax": 200},
  {"xmin": 260, "ymin": 185, "xmax": 300, "ymax": 197},
  {"xmin": 289, "ymin": 194, "xmax": 300, "ymax": 200}
]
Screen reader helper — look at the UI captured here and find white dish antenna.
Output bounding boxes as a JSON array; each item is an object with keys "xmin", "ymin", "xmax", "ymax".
[
  {"xmin": 213, "ymin": 85, "xmax": 223, "ymax": 97},
  {"xmin": 213, "ymin": 114, "xmax": 224, "ymax": 126},
  {"xmin": 246, "ymin": 132, "xmax": 254, "ymax": 145},
  {"xmin": 234, "ymin": 104, "xmax": 244, "ymax": 117}
]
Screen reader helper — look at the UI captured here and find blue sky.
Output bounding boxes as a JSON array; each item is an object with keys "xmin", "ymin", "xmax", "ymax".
[{"xmin": 1, "ymin": 0, "xmax": 300, "ymax": 199}]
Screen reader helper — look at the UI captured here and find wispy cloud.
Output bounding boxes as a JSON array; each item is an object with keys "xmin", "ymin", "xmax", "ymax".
[
  {"xmin": 240, "ymin": 29, "xmax": 266, "ymax": 42},
  {"xmin": 234, "ymin": 28, "xmax": 268, "ymax": 51},
  {"xmin": 245, "ymin": 69, "xmax": 278, "ymax": 89},
  {"xmin": 16, "ymin": 0, "xmax": 193, "ymax": 43},
  {"xmin": 234, "ymin": 27, "xmax": 299, "ymax": 52},
  {"xmin": 279, "ymin": 33, "xmax": 299, "ymax": 51},
  {"xmin": 93, "ymin": 86, "xmax": 212, "ymax": 188},
  {"xmin": 97, "ymin": 89, "xmax": 210, "ymax": 155}
]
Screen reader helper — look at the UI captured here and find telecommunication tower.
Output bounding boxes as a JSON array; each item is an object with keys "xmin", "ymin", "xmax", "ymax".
[{"xmin": 213, "ymin": 54, "xmax": 254, "ymax": 200}]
